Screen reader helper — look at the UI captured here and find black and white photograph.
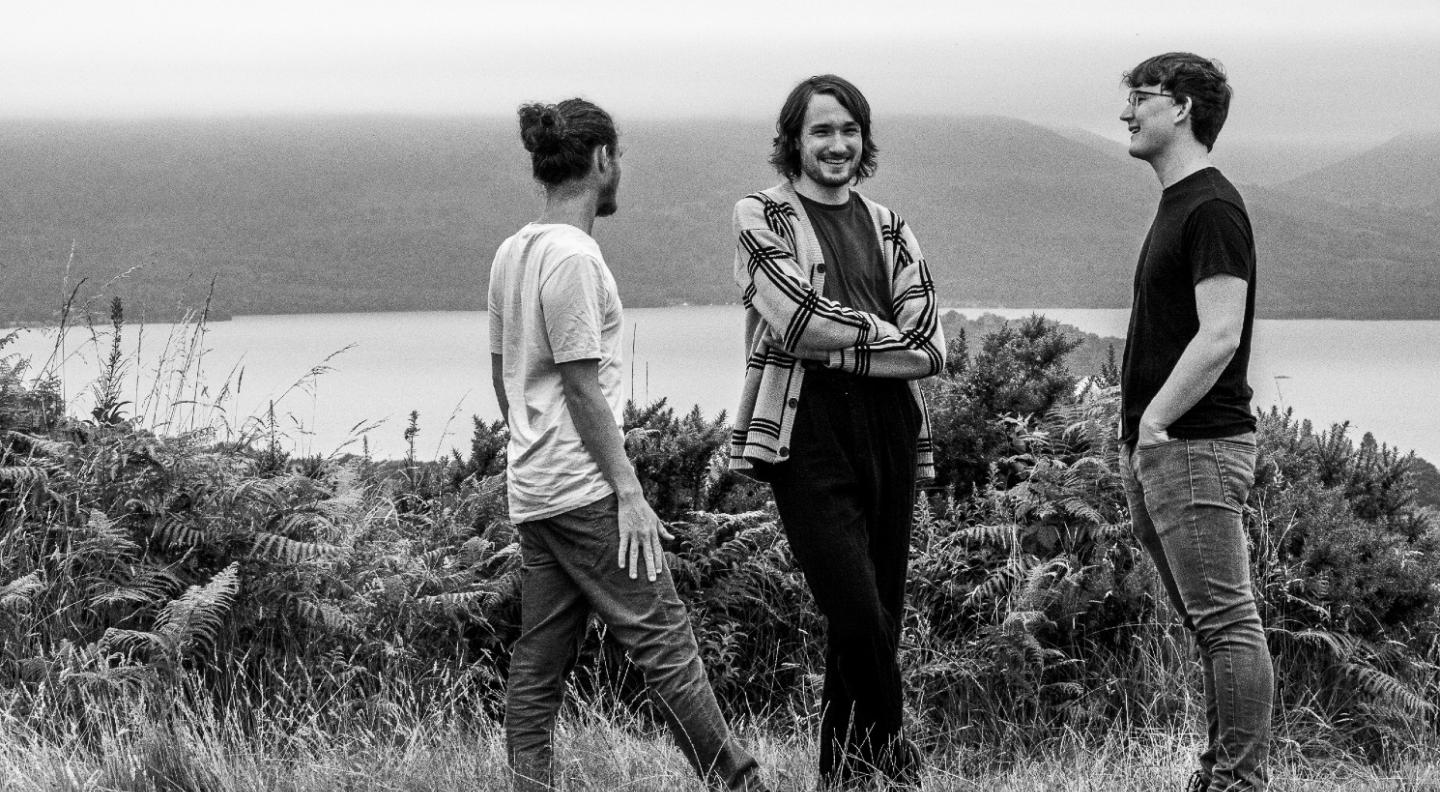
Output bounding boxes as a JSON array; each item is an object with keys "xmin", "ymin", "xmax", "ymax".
[{"xmin": 2, "ymin": 2, "xmax": 1438, "ymax": 789}]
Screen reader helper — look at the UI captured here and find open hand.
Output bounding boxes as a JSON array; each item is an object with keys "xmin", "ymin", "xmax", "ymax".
[{"xmin": 617, "ymin": 493, "xmax": 674, "ymax": 582}]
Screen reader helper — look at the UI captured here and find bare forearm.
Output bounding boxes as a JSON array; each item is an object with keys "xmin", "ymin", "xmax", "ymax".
[
  {"xmin": 562, "ymin": 373, "xmax": 642, "ymax": 497},
  {"xmin": 1145, "ymin": 332, "xmax": 1238, "ymax": 428},
  {"xmin": 490, "ymin": 353, "xmax": 510, "ymax": 426},
  {"xmin": 1145, "ymin": 275, "xmax": 1248, "ymax": 432}
]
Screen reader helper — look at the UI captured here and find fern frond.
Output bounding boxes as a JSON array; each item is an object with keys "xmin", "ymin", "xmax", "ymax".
[
  {"xmin": 1279, "ymin": 628, "xmax": 1361, "ymax": 661},
  {"xmin": 249, "ymin": 532, "xmax": 343, "ymax": 563},
  {"xmin": 88, "ymin": 568, "xmax": 184, "ymax": 610},
  {"xmin": 75, "ymin": 510, "xmax": 139, "ymax": 559},
  {"xmin": 3, "ymin": 431, "xmax": 72, "ymax": 458},
  {"xmin": 1014, "ymin": 557, "xmax": 1071, "ymax": 611},
  {"xmin": 153, "ymin": 562, "xmax": 241, "ymax": 657},
  {"xmin": 0, "ymin": 571, "xmax": 43, "ymax": 612},
  {"xmin": 152, "ymin": 518, "xmax": 211, "ymax": 548},
  {"xmin": 296, "ymin": 599, "xmax": 355, "ymax": 632},
  {"xmin": 420, "ymin": 590, "xmax": 498, "ymax": 614},
  {"xmin": 1340, "ymin": 662, "xmax": 1437, "ymax": 716},
  {"xmin": 964, "ymin": 555, "xmax": 1034, "ymax": 609},
  {"xmin": 957, "ymin": 523, "xmax": 1020, "ymax": 549},
  {"xmin": 0, "ymin": 465, "xmax": 48, "ymax": 487},
  {"xmin": 98, "ymin": 627, "xmax": 169, "ymax": 656}
]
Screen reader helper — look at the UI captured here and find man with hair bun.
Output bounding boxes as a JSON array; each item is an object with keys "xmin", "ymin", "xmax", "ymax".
[
  {"xmin": 1117, "ymin": 52, "xmax": 1273, "ymax": 792},
  {"xmin": 488, "ymin": 97, "xmax": 769, "ymax": 792},
  {"xmin": 729, "ymin": 74, "xmax": 945, "ymax": 790}
]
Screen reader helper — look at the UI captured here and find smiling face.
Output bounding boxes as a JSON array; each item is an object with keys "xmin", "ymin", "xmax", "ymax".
[
  {"xmin": 795, "ymin": 92, "xmax": 863, "ymax": 201},
  {"xmin": 1121, "ymin": 84, "xmax": 1181, "ymax": 162}
]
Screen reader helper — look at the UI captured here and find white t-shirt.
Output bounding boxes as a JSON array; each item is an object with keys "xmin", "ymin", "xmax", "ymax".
[{"xmin": 488, "ymin": 223, "xmax": 625, "ymax": 523}]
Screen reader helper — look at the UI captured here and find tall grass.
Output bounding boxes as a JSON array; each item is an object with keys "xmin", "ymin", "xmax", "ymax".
[
  {"xmin": 3, "ymin": 683, "xmax": 1436, "ymax": 791},
  {"xmin": 3, "ymin": 299, "xmax": 1439, "ymax": 790}
]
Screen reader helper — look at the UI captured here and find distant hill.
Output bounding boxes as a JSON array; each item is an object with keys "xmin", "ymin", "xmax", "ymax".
[
  {"xmin": 1050, "ymin": 126, "xmax": 1372, "ymax": 188},
  {"xmin": 2, "ymin": 116, "xmax": 1438, "ymax": 324},
  {"xmin": 1276, "ymin": 132, "xmax": 1440, "ymax": 212}
]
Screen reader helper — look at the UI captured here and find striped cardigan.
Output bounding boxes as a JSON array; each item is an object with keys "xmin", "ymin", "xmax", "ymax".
[{"xmin": 729, "ymin": 181, "xmax": 946, "ymax": 480}]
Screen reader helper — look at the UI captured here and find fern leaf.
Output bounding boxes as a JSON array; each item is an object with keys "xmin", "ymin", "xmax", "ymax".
[
  {"xmin": 3, "ymin": 431, "xmax": 72, "ymax": 458},
  {"xmin": 1341, "ymin": 662, "xmax": 1437, "ymax": 716},
  {"xmin": 153, "ymin": 562, "xmax": 241, "ymax": 658},
  {"xmin": 152, "ymin": 519, "xmax": 211, "ymax": 548},
  {"xmin": 0, "ymin": 571, "xmax": 43, "ymax": 612},
  {"xmin": 249, "ymin": 532, "xmax": 343, "ymax": 563},
  {"xmin": 76, "ymin": 510, "xmax": 139, "ymax": 558},
  {"xmin": 296, "ymin": 599, "xmax": 355, "ymax": 632},
  {"xmin": 88, "ymin": 568, "xmax": 184, "ymax": 610},
  {"xmin": 964, "ymin": 555, "xmax": 1033, "ymax": 609},
  {"xmin": 1014, "ymin": 557, "xmax": 1070, "ymax": 611},
  {"xmin": 0, "ymin": 465, "xmax": 48, "ymax": 487},
  {"xmin": 420, "ymin": 590, "xmax": 499, "ymax": 615},
  {"xmin": 99, "ymin": 627, "xmax": 169, "ymax": 656},
  {"xmin": 957, "ymin": 523, "xmax": 1020, "ymax": 549}
]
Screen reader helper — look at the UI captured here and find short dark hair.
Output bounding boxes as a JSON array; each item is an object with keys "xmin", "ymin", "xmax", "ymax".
[
  {"xmin": 769, "ymin": 74, "xmax": 879, "ymax": 182},
  {"xmin": 1123, "ymin": 52, "xmax": 1232, "ymax": 151},
  {"xmin": 517, "ymin": 98, "xmax": 618, "ymax": 187}
]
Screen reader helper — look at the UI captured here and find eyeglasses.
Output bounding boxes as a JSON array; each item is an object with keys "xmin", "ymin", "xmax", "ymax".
[{"xmin": 1125, "ymin": 90, "xmax": 1174, "ymax": 108}]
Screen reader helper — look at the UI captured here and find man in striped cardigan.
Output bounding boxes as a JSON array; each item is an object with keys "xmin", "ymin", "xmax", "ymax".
[{"xmin": 729, "ymin": 74, "xmax": 945, "ymax": 789}]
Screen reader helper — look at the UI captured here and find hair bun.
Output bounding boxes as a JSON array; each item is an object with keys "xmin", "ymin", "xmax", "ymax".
[{"xmin": 519, "ymin": 103, "xmax": 566, "ymax": 155}]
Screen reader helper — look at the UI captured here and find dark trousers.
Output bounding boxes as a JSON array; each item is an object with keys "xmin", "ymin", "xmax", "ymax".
[{"xmin": 766, "ymin": 368, "xmax": 921, "ymax": 785}]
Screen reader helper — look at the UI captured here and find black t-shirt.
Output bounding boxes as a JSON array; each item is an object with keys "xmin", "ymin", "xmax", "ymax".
[
  {"xmin": 1121, "ymin": 167, "xmax": 1257, "ymax": 444},
  {"xmin": 797, "ymin": 192, "xmax": 894, "ymax": 322}
]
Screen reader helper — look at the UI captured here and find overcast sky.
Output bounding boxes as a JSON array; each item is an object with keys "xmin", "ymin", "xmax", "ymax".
[{"xmin": 5, "ymin": 0, "xmax": 1439, "ymax": 143}]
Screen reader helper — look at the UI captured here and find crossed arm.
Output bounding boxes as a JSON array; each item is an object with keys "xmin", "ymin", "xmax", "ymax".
[{"xmin": 733, "ymin": 195, "xmax": 945, "ymax": 380}]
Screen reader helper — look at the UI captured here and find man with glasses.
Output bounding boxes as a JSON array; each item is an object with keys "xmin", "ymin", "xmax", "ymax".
[{"xmin": 1117, "ymin": 53, "xmax": 1273, "ymax": 791}]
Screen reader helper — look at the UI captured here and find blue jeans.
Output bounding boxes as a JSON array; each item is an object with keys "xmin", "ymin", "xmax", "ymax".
[
  {"xmin": 504, "ymin": 494, "xmax": 762, "ymax": 792},
  {"xmin": 1120, "ymin": 433, "xmax": 1273, "ymax": 792}
]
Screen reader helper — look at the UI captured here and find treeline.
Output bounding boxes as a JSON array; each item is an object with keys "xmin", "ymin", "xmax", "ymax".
[{"xmin": 2, "ymin": 314, "xmax": 1438, "ymax": 775}]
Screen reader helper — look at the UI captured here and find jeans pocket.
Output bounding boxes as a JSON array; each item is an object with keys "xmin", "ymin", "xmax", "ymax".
[
  {"xmin": 1213, "ymin": 440, "xmax": 1258, "ymax": 509},
  {"xmin": 558, "ymin": 494, "xmax": 620, "ymax": 570}
]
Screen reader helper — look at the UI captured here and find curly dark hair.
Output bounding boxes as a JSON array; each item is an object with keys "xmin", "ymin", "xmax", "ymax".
[
  {"xmin": 768, "ymin": 74, "xmax": 878, "ymax": 182},
  {"xmin": 1123, "ymin": 52, "xmax": 1232, "ymax": 151},
  {"xmin": 517, "ymin": 98, "xmax": 618, "ymax": 186}
]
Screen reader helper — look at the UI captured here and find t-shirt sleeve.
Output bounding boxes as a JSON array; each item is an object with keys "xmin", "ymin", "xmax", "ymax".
[
  {"xmin": 1186, "ymin": 199, "xmax": 1254, "ymax": 285},
  {"xmin": 487, "ymin": 252, "xmax": 505, "ymax": 355},
  {"xmin": 539, "ymin": 253, "xmax": 607, "ymax": 364}
]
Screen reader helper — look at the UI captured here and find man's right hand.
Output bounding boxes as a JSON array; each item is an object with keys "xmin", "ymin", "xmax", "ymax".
[{"xmin": 617, "ymin": 490, "xmax": 674, "ymax": 582}]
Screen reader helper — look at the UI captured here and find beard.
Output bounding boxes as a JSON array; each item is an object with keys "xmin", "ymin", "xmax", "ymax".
[
  {"xmin": 596, "ymin": 180, "xmax": 619, "ymax": 217},
  {"xmin": 801, "ymin": 155, "xmax": 856, "ymax": 188}
]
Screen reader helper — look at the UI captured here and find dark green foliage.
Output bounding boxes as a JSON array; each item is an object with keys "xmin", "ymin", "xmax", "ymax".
[
  {"xmin": 663, "ymin": 510, "xmax": 820, "ymax": 711},
  {"xmin": 622, "ymin": 398, "xmax": 767, "ymax": 520},
  {"xmin": 924, "ymin": 315, "xmax": 1081, "ymax": 496},
  {"xmin": 1250, "ymin": 410, "xmax": 1440, "ymax": 753},
  {"xmin": 4, "ymin": 311, "xmax": 1437, "ymax": 766},
  {"xmin": 451, "ymin": 416, "xmax": 508, "ymax": 486}
]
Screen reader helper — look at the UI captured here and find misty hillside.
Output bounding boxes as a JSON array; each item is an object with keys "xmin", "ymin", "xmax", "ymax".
[
  {"xmin": 1276, "ymin": 132, "xmax": 1440, "ymax": 212},
  {"xmin": 1, "ymin": 116, "xmax": 1437, "ymax": 324}
]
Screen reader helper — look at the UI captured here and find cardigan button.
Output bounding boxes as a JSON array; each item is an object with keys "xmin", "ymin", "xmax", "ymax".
[
  {"xmin": 778, "ymin": 447, "xmax": 789, "ymax": 458},
  {"xmin": 816, "ymin": 264, "xmax": 827, "ymax": 273},
  {"xmin": 787, "ymin": 397, "xmax": 798, "ymax": 408}
]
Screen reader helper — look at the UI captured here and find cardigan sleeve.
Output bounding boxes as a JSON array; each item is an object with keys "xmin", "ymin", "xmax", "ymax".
[
  {"xmin": 733, "ymin": 194, "xmax": 903, "ymax": 353},
  {"xmin": 825, "ymin": 213, "xmax": 946, "ymax": 379}
]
